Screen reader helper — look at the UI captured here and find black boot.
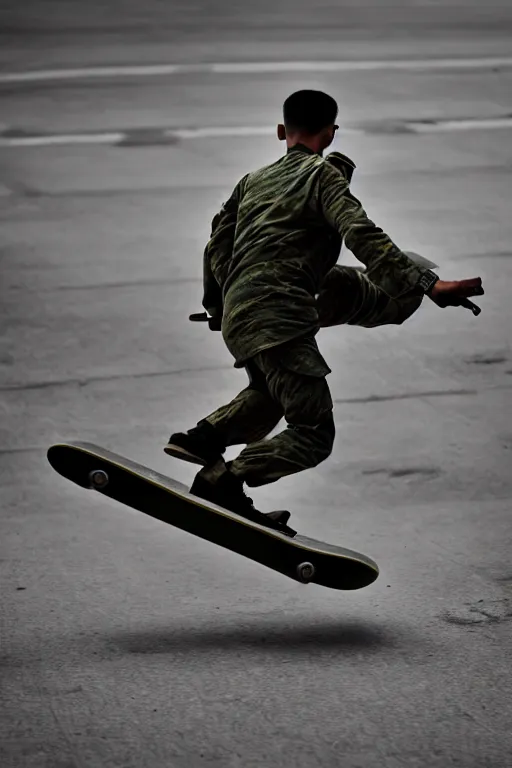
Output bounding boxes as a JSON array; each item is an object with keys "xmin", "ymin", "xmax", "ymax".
[
  {"xmin": 190, "ymin": 467, "xmax": 296, "ymax": 537},
  {"xmin": 164, "ymin": 420, "xmax": 226, "ymax": 467}
]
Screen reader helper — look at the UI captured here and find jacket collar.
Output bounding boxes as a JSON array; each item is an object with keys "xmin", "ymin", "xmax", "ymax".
[{"xmin": 287, "ymin": 143, "xmax": 317, "ymax": 156}]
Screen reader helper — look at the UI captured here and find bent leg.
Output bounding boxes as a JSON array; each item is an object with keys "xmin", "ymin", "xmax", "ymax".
[
  {"xmin": 317, "ymin": 265, "xmax": 424, "ymax": 329},
  {"xmin": 230, "ymin": 338, "xmax": 335, "ymax": 487},
  {"xmin": 204, "ymin": 360, "xmax": 283, "ymax": 446}
]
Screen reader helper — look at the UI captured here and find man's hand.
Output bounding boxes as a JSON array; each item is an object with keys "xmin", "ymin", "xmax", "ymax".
[{"xmin": 428, "ymin": 277, "xmax": 484, "ymax": 315}]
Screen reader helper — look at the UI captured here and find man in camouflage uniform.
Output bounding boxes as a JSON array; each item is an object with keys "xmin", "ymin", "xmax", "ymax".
[{"xmin": 165, "ymin": 90, "xmax": 483, "ymax": 535}]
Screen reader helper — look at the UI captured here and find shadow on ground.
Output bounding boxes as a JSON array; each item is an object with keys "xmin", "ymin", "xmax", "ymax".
[{"xmin": 104, "ymin": 618, "xmax": 402, "ymax": 657}]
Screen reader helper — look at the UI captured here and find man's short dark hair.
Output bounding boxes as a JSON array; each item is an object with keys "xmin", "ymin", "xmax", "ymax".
[{"xmin": 283, "ymin": 90, "xmax": 338, "ymax": 135}]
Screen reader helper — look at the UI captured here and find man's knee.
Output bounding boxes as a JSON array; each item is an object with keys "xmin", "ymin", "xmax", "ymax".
[
  {"xmin": 358, "ymin": 291, "xmax": 424, "ymax": 327},
  {"xmin": 314, "ymin": 411, "xmax": 336, "ymax": 460},
  {"xmin": 392, "ymin": 293, "xmax": 424, "ymax": 325},
  {"xmin": 288, "ymin": 410, "xmax": 335, "ymax": 465}
]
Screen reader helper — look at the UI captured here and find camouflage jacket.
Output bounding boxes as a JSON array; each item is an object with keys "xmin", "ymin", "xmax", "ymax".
[{"xmin": 202, "ymin": 145, "xmax": 429, "ymax": 368}]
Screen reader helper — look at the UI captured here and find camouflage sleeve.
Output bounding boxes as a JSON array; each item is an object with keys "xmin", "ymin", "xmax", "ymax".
[
  {"xmin": 319, "ymin": 164, "xmax": 430, "ymax": 298},
  {"xmin": 202, "ymin": 176, "xmax": 246, "ymax": 319}
]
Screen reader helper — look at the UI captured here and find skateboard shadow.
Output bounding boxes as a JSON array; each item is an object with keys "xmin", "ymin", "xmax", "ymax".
[{"xmin": 107, "ymin": 619, "xmax": 396, "ymax": 657}]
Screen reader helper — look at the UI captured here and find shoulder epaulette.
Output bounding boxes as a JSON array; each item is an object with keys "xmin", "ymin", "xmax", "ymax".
[{"xmin": 325, "ymin": 152, "xmax": 357, "ymax": 183}]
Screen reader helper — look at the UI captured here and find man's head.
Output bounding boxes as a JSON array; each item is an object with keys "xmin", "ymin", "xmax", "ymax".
[{"xmin": 277, "ymin": 90, "xmax": 339, "ymax": 154}]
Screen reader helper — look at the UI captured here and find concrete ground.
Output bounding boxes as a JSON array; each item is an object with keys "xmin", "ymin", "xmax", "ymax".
[{"xmin": 1, "ymin": 2, "xmax": 511, "ymax": 767}]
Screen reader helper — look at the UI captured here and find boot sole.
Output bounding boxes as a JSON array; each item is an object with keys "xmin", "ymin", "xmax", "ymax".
[{"xmin": 164, "ymin": 444, "xmax": 206, "ymax": 466}]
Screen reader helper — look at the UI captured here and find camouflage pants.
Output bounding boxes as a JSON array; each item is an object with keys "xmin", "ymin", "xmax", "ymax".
[
  {"xmin": 203, "ymin": 265, "xmax": 424, "ymax": 487},
  {"xmin": 205, "ymin": 335, "xmax": 335, "ymax": 487}
]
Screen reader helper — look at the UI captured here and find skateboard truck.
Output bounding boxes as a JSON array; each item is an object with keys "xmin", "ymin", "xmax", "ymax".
[
  {"xmin": 89, "ymin": 469, "xmax": 109, "ymax": 489},
  {"xmin": 296, "ymin": 562, "xmax": 316, "ymax": 583}
]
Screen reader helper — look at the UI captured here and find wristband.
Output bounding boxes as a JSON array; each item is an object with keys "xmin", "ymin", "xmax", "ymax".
[{"xmin": 417, "ymin": 269, "xmax": 439, "ymax": 295}]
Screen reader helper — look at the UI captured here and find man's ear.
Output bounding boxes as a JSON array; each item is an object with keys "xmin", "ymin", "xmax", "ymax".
[{"xmin": 277, "ymin": 124, "xmax": 286, "ymax": 141}]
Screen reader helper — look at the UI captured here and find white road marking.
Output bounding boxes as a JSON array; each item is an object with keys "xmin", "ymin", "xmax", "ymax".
[
  {"xmin": 167, "ymin": 125, "xmax": 365, "ymax": 139},
  {"xmin": 0, "ymin": 125, "xmax": 353, "ymax": 147},
  {"xmin": 1, "ymin": 116, "xmax": 511, "ymax": 148},
  {"xmin": 409, "ymin": 117, "xmax": 512, "ymax": 132},
  {"xmin": 0, "ymin": 132, "xmax": 125, "ymax": 147},
  {"xmin": 210, "ymin": 58, "xmax": 512, "ymax": 74},
  {"xmin": 0, "ymin": 57, "xmax": 511, "ymax": 84},
  {"xmin": 167, "ymin": 126, "xmax": 277, "ymax": 139}
]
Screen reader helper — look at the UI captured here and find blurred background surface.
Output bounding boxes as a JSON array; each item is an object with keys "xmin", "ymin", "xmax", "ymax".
[{"xmin": 1, "ymin": 3, "xmax": 511, "ymax": 767}]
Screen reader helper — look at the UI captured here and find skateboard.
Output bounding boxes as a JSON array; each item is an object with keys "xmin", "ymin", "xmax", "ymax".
[{"xmin": 47, "ymin": 442, "xmax": 379, "ymax": 591}]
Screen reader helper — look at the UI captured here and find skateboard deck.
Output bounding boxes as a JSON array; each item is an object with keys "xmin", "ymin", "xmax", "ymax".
[{"xmin": 47, "ymin": 442, "xmax": 379, "ymax": 591}]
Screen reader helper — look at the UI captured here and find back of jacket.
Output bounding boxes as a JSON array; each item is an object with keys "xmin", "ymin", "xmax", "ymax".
[{"xmin": 203, "ymin": 145, "xmax": 425, "ymax": 367}]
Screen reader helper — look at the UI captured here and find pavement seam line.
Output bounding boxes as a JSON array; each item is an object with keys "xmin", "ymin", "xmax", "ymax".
[{"xmin": 0, "ymin": 365, "xmax": 234, "ymax": 392}]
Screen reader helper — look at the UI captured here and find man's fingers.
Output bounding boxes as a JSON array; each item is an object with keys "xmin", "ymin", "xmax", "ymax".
[
  {"xmin": 452, "ymin": 279, "xmax": 483, "ymax": 314},
  {"xmin": 459, "ymin": 277, "xmax": 484, "ymax": 296},
  {"xmin": 432, "ymin": 277, "xmax": 484, "ymax": 313},
  {"xmin": 460, "ymin": 299, "xmax": 481, "ymax": 316}
]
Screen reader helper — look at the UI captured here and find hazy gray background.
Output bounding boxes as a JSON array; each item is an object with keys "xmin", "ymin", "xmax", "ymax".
[{"xmin": 1, "ymin": 2, "xmax": 511, "ymax": 767}]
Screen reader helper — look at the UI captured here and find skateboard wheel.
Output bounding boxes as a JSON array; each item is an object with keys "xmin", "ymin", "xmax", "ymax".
[
  {"xmin": 89, "ymin": 469, "xmax": 109, "ymax": 489},
  {"xmin": 296, "ymin": 561, "xmax": 315, "ymax": 583}
]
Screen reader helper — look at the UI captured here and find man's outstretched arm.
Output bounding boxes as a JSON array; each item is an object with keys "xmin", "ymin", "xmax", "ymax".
[
  {"xmin": 319, "ymin": 164, "xmax": 438, "ymax": 297},
  {"xmin": 318, "ymin": 164, "xmax": 483, "ymax": 310}
]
